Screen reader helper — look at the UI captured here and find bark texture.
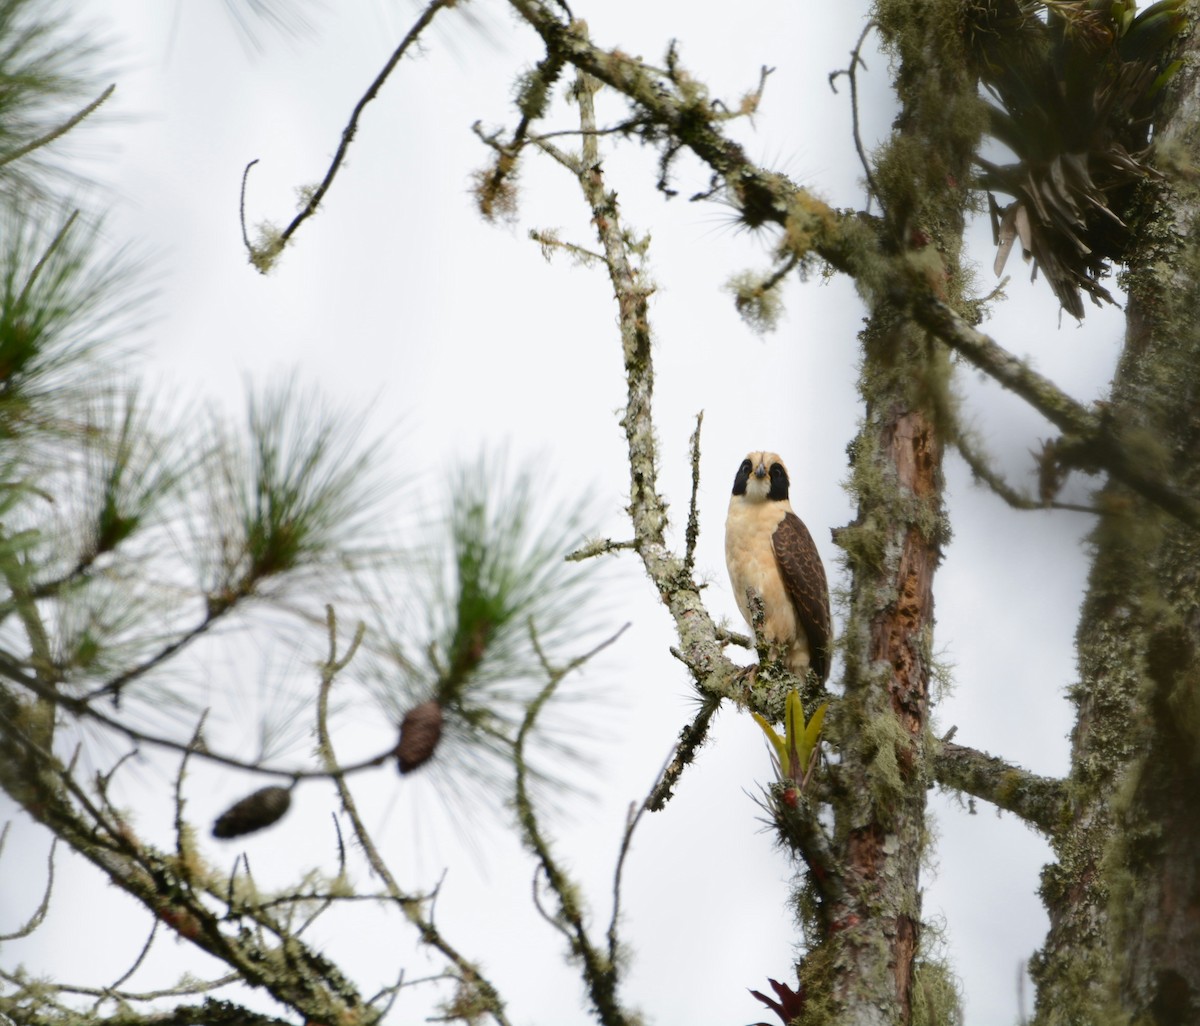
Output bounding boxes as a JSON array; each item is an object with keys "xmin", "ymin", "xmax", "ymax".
[
  {"xmin": 796, "ymin": 3, "xmax": 979, "ymax": 1023},
  {"xmin": 1032, "ymin": 21, "xmax": 1200, "ymax": 1026}
]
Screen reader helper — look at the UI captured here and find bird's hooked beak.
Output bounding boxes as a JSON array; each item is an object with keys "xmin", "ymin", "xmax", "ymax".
[{"xmin": 753, "ymin": 460, "xmax": 767, "ymax": 479}]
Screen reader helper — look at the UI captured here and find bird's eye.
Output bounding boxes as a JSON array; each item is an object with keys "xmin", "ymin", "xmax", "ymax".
[
  {"xmin": 740, "ymin": 460, "xmax": 752, "ymax": 473},
  {"xmin": 770, "ymin": 463, "xmax": 783, "ymax": 477}
]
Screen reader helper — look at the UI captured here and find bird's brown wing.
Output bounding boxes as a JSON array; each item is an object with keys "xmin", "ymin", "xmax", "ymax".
[{"xmin": 772, "ymin": 511, "xmax": 832, "ymax": 683}]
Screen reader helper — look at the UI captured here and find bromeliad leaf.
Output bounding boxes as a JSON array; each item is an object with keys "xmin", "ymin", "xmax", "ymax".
[
  {"xmin": 751, "ymin": 709, "xmax": 790, "ymax": 778},
  {"xmin": 752, "ymin": 691, "xmax": 828, "ymax": 787},
  {"xmin": 799, "ymin": 702, "xmax": 828, "ymax": 781}
]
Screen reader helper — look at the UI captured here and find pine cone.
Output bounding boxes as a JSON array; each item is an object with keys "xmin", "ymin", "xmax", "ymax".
[
  {"xmin": 395, "ymin": 700, "xmax": 444, "ymax": 774},
  {"xmin": 211, "ymin": 785, "xmax": 292, "ymax": 839}
]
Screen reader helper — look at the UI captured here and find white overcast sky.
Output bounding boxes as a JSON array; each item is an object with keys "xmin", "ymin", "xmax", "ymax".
[{"xmin": 3, "ymin": 2, "xmax": 1126, "ymax": 1024}]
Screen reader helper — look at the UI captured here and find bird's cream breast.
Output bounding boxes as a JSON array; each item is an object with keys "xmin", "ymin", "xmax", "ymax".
[{"xmin": 725, "ymin": 496, "xmax": 799, "ymax": 645}]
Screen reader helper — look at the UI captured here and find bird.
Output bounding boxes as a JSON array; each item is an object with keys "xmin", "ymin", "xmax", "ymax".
[{"xmin": 725, "ymin": 451, "xmax": 831, "ymax": 682}]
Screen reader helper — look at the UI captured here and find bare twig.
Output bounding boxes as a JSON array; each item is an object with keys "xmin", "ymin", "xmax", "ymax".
[
  {"xmin": 314, "ymin": 607, "xmax": 513, "ymax": 1026},
  {"xmin": 83, "ymin": 598, "xmax": 238, "ymax": 702},
  {"xmin": 239, "ymin": 158, "xmax": 259, "ymax": 251},
  {"xmin": 829, "ymin": 22, "xmax": 882, "ymax": 215},
  {"xmin": 716, "ymin": 625, "xmax": 753, "ymax": 650},
  {"xmin": 243, "ymin": 0, "xmax": 456, "ymax": 266},
  {"xmin": 93, "ymin": 920, "xmax": 160, "ymax": 1005},
  {"xmin": 515, "ymin": 618, "xmax": 636, "ymax": 1026},
  {"xmin": 0, "ymin": 650, "xmax": 393, "ymax": 781},
  {"xmin": 173, "ymin": 713, "xmax": 208, "ymax": 890},
  {"xmin": 0, "ymin": 837, "xmax": 56, "ymax": 940},
  {"xmin": 566, "ymin": 537, "xmax": 637, "ymax": 561},
  {"xmin": 912, "ymin": 294, "xmax": 1200, "ymax": 528},
  {"xmin": 530, "ymin": 863, "xmax": 575, "ymax": 942},
  {"xmin": 526, "ymin": 116, "xmax": 645, "ymax": 143},
  {"xmin": 47, "ymin": 971, "xmax": 242, "ymax": 1004},
  {"xmin": 683, "ymin": 411, "xmax": 704, "ymax": 577},
  {"xmin": 643, "ymin": 693, "xmax": 720, "ymax": 812},
  {"xmin": 953, "ymin": 431, "xmax": 1100, "ymax": 515},
  {"xmin": 367, "ymin": 966, "xmax": 407, "ymax": 1018},
  {"xmin": 759, "ymin": 250, "xmax": 802, "ymax": 294},
  {"xmin": 606, "ymin": 800, "xmax": 643, "ymax": 964}
]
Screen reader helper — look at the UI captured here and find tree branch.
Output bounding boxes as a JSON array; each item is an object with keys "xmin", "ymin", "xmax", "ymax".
[
  {"xmin": 506, "ymin": 0, "xmax": 1200, "ymax": 532},
  {"xmin": 313, "ymin": 607, "xmax": 514, "ymax": 1026},
  {"xmin": 516, "ymin": 621, "xmax": 636, "ymax": 1026},
  {"xmin": 0, "ymin": 649, "xmax": 396, "ymax": 782},
  {"xmin": 0, "ymin": 691, "xmax": 372, "ymax": 1025},
  {"xmin": 242, "ymin": 0, "xmax": 456, "ymax": 269},
  {"xmin": 911, "ymin": 294, "xmax": 1200, "ymax": 527},
  {"xmin": 683, "ymin": 410, "xmax": 703, "ymax": 577},
  {"xmin": 932, "ymin": 740, "xmax": 1067, "ymax": 837},
  {"xmin": 952, "ymin": 430, "xmax": 1099, "ymax": 516},
  {"xmin": 643, "ymin": 693, "xmax": 720, "ymax": 812},
  {"xmin": 560, "ymin": 53, "xmax": 744, "ymax": 715}
]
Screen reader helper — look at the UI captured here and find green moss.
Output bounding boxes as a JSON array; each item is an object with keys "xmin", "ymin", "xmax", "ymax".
[
  {"xmin": 795, "ymin": 941, "xmax": 842, "ymax": 1026},
  {"xmin": 861, "ymin": 711, "xmax": 909, "ymax": 807},
  {"xmin": 249, "ymin": 222, "xmax": 285, "ymax": 274},
  {"xmin": 780, "ymin": 189, "xmax": 841, "ymax": 260},
  {"xmin": 727, "ymin": 270, "xmax": 785, "ymax": 334},
  {"xmin": 910, "ymin": 958, "xmax": 963, "ymax": 1026},
  {"xmin": 514, "ymin": 56, "xmax": 563, "ymax": 122}
]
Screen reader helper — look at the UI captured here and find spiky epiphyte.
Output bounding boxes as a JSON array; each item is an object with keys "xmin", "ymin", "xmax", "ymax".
[
  {"xmin": 967, "ymin": 0, "xmax": 1186, "ymax": 317},
  {"xmin": 751, "ymin": 690, "xmax": 828, "ymax": 792}
]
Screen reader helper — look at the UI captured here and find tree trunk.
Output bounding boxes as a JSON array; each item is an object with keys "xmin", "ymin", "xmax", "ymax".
[
  {"xmin": 796, "ymin": 3, "xmax": 978, "ymax": 1022},
  {"xmin": 1032, "ymin": 22, "xmax": 1200, "ymax": 1026}
]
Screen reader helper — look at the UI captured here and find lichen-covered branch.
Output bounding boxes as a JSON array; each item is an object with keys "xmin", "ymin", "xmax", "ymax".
[
  {"xmin": 242, "ymin": 0, "xmax": 457, "ymax": 271},
  {"xmin": 313, "ymin": 608, "xmax": 513, "ymax": 1026},
  {"xmin": 5, "ymin": 997, "xmax": 296, "ymax": 1026},
  {"xmin": 505, "ymin": 0, "xmax": 1200, "ymax": 533},
  {"xmin": 513, "ymin": 624, "xmax": 637, "ymax": 1026},
  {"xmin": 643, "ymin": 692, "xmax": 720, "ymax": 812},
  {"xmin": 561, "ymin": 60, "xmax": 743, "ymax": 718},
  {"xmin": 1031, "ymin": 27, "xmax": 1200, "ymax": 1024},
  {"xmin": 0, "ymin": 690, "xmax": 372, "ymax": 1026},
  {"xmin": 911, "ymin": 293, "xmax": 1200, "ymax": 529},
  {"xmin": 933, "ymin": 741, "xmax": 1066, "ymax": 837}
]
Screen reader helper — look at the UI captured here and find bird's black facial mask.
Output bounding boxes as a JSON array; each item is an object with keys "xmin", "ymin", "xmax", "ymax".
[
  {"xmin": 768, "ymin": 461, "xmax": 790, "ymax": 502},
  {"xmin": 732, "ymin": 458, "xmax": 754, "ymax": 496}
]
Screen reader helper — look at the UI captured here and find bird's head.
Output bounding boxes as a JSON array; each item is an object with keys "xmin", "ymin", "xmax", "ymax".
[{"xmin": 732, "ymin": 451, "xmax": 790, "ymax": 503}]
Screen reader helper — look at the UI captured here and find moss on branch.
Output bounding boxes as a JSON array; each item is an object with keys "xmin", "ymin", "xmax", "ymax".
[{"xmin": 933, "ymin": 740, "xmax": 1068, "ymax": 837}]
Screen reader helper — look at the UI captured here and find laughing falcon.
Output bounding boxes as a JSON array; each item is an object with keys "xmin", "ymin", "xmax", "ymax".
[{"xmin": 725, "ymin": 451, "xmax": 831, "ymax": 682}]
